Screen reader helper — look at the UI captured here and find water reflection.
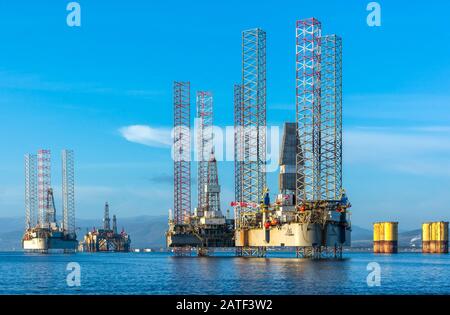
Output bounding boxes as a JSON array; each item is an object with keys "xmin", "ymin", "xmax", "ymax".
[{"xmin": 1, "ymin": 252, "xmax": 450, "ymax": 294}]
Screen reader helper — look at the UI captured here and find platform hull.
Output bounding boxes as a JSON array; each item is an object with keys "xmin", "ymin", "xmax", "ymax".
[
  {"xmin": 23, "ymin": 238, "xmax": 47, "ymax": 250},
  {"xmin": 166, "ymin": 222, "xmax": 235, "ymax": 248},
  {"xmin": 235, "ymin": 223, "xmax": 350, "ymax": 247},
  {"xmin": 167, "ymin": 233, "xmax": 203, "ymax": 247},
  {"xmin": 23, "ymin": 237, "xmax": 78, "ymax": 252}
]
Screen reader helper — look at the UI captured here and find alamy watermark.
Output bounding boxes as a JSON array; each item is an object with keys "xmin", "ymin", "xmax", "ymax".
[
  {"xmin": 66, "ymin": 2, "xmax": 81, "ymax": 27},
  {"xmin": 66, "ymin": 262, "xmax": 81, "ymax": 287},
  {"xmin": 171, "ymin": 121, "xmax": 281, "ymax": 173},
  {"xmin": 367, "ymin": 2, "xmax": 381, "ymax": 27},
  {"xmin": 366, "ymin": 262, "xmax": 381, "ymax": 287}
]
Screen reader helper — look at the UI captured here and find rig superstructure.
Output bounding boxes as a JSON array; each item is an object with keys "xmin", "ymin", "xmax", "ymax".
[{"xmin": 22, "ymin": 149, "xmax": 78, "ymax": 253}]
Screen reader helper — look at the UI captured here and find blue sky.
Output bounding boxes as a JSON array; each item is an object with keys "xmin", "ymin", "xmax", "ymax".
[{"xmin": 0, "ymin": 0, "xmax": 449, "ymax": 230}]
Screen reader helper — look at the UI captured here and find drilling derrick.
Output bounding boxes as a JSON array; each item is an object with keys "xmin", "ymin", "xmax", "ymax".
[
  {"xmin": 193, "ymin": 149, "xmax": 234, "ymax": 253},
  {"xmin": 45, "ymin": 188, "xmax": 57, "ymax": 224},
  {"xmin": 103, "ymin": 202, "xmax": 111, "ymax": 230},
  {"xmin": 196, "ymin": 91, "xmax": 214, "ymax": 216},
  {"xmin": 205, "ymin": 150, "xmax": 221, "ymax": 215},
  {"xmin": 24, "ymin": 154, "xmax": 37, "ymax": 230}
]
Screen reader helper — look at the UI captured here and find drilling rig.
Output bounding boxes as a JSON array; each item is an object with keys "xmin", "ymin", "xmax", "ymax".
[
  {"xmin": 233, "ymin": 19, "xmax": 351, "ymax": 259},
  {"xmin": 166, "ymin": 84, "xmax": 234, "ymax": 255},
  {"xmin": 22, "ymin": 149, "xmax": 78, "ymax": 253},
  {"xmin": 82, "ymin": 202, "xmax": 131, "ymax": 252}
]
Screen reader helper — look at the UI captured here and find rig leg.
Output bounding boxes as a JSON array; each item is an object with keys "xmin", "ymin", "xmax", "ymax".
[
  {"xmin": 197, "ymin": 247, "xmax": 214, "ymax": 257},
  {"xmin": 296, "ymin": 246, "xmax": 316, "ymax": 259},
  {"xmin": 258, "ymin": 246, "xmax": 267, "ymax": 257},
  {"xmin": 235, "ymin": 246, "xmax": 266, "ymax": 257},
  {"xmin": 173, "ymin": 246, "xmax": 192, "ymax": 256}
]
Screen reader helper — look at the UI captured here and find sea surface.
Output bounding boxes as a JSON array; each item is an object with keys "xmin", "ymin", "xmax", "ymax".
[{"xmin": 0, "ymin": 251, "xmax": 449, "ymax": 295}]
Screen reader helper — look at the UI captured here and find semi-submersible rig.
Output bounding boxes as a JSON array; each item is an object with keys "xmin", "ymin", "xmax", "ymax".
[
  {"xmin": 81, "ymin": 202, "xmax": 131, "ymax": 252},
  {"xmin": 166, "ymin": 18, "xmax": 351, "ymax": 258}
]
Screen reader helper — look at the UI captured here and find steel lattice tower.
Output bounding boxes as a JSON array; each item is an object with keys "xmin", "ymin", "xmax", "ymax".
[
  {"xmin": 206, "ymin": 150, "xmax": 221, "ymax": 213},
  {"xmin": 173, "ymin": 81, "xmax": 191, "ymax": 224},
  {"xmin": 321, "ymin": 35, "xmax": 342, "ymax": 200},
  {"xmin": 37, "ymin": 149, "xmax": 51, "ymax": 227},
  {"xmin": 234, "ymin": 84, "xmax": 243, "ymax": 222},
  {"xmin": 296, "ymin": 18, "xmax": 322, "ymax": 203},
  {"xmin": 62, "ymin": 149, "xmax": 75, "ymax": 236},
  {"xmin": 240, "ymin": 28, "xmax": 266, "ymax": 208},
  {"xmin": 24, "ymin": 154, "xmax": 37, "ymax": 229},
  {"xmin": 196, "ymin": 91, "xmax": 214, "ymax": 213},
  {"xmin": 296, "ymin": 18, "xmax": 343, "ymax": 204}
]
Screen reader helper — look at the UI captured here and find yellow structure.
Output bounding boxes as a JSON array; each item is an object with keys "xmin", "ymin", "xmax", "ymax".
[
  {"xmin": 423, "ymin": 222, "xmax": 448, "ymax": 254},
  {"xmin": 422, "ymin": 223, "xmax": 431, "ymax": 253},
  {"xmin": 373, "ymin": 223, "xmax": 381, "ymax": 253},
  {"xmin": 373, "ymin": 222, "xmax": 398, "ymax": 253}
]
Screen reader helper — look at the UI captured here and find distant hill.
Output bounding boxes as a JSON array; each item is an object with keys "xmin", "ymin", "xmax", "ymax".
[
  {"xmin": 399, "ymin": 229, "xmax": 422, "ymax": 247},
  {"xmin": 349, "ymin": 225, "xmax": 422, "ymax": 248},
  {"xmin": 0, "ymin": 217, "xmax": 26, "ymax": 251},
  {"xmin": 0, "ymin": 217, "xmax": 424, "ymax": 251},
  {"xmin": 0, "ymin": 215, "xmax": 168, "ymax": 251},
  {"xmin": 0, "ymin": 217, "xmax": 24, "ymax": 233}
]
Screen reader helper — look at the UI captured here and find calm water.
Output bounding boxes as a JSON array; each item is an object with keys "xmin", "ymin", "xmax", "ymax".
[{"xmin": 0, "ymin": 251, "xmax": 449, "ymax": 295}]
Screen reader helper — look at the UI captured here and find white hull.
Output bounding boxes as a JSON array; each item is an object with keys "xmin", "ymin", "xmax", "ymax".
[
  {"xmin": 23, "ymin": 237, "xmax": 77, "ymax": 252},
  {"xmin": 236, "ymin": 222, "xmax": 351, "ymax": 247},
  {"xmin": 23, "ymin": 238, "xmax": 47, "ymax": 250}
]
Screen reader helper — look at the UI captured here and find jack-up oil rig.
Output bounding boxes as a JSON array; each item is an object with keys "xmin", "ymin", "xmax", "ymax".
[
  {"xmin": 22, "ymin": 150, "xmax": 78, "ymax": 253},
  {"xmin": 167, "ymin": 18, "xmax": 351, "ymax": 258},
  {"xmin": 82, "ymin": 202, "xmax": 131, "ymax": 252},
  {"xmin": 234, "ymin": 20, "xmax": 351, "ymax": 258},
  {"xmin": 166, "ymin": 86, "xmax": 234, "ymax": 255}
]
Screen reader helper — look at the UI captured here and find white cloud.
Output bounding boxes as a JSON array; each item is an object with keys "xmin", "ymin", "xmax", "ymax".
[{"xmin": 119, "ymin": 125, "xmax": 172, "ymax": 148}]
